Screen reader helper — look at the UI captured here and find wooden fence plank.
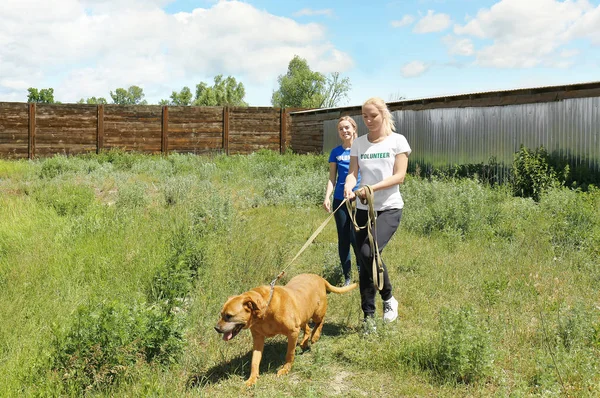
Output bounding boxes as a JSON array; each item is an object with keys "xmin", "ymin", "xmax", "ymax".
[
  {"xmin": 162, "ymin": 106, "xmax": 168, "ymax": 154},
  {"xmin": 280, "ymin": 108, "xmax": 287, "ymax": 154},
  {"xmin": 223, "ymin": 107, "xmax": 229, "ymax": 155},
  {"xmin": 97, "ymin": 104, "xmax": 104, "ymax": 153},
  {"xmin": 28, "ymin": 103, "xmax": 36, "ymax": 159}
]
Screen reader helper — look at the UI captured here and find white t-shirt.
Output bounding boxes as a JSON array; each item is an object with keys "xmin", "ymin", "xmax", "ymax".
[{"xmin": 350, "ymin": 132, "xmax": 412, "ymax": 211}]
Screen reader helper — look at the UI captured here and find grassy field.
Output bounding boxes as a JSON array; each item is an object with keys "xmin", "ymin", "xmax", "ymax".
[{"xmin": 0, "ymin": 150, "xmax": 599, "ymax": 397}]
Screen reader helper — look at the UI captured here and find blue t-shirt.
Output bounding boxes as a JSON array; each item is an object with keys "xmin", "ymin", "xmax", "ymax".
[{"xmin": 328, "ymin": 145, "xmax": 361, "ymax": 200}]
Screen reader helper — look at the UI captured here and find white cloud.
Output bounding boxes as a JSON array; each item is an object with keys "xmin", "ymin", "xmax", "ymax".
[
  {"xmin": 401, "ymin": 61, "xmax": 429, "ymax": 77},
  {"xmin": 293, "ymin": 8, "xmax": 334, "ymax": 17},
  {"xmin": 453, "ymin": 0, "xmax": 600, "ymax": 68},
  {"xmin": 391, "ymin": 15, "xmax": 415, "ymax": 28},
  {"xmin": 560, "ymin": 48, "xmax": 580, "ymax": 58},
  {"xmin": 443, "ymin": 35, "xmax": 475, "ymax": 56},
  {"xmin": 413, "ymin": 10, "xmax": 452, "ymax": 33},
  {"xmin": 566, "ymin": 2, "xmax": 600, "ymax": 44},
  {"xmin": 0, "ymin": 0, "xmax": 351, "ymax": 104}
]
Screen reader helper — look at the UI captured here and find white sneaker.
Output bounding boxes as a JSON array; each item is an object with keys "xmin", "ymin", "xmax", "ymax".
[{"xmin": 383, "ymin": 296, "xmax": 398, "ymax": 323}]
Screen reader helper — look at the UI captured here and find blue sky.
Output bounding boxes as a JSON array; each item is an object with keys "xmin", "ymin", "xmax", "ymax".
[{"xmin": 1, "ymin": 0, "xmax": 599, "ymax": 106}]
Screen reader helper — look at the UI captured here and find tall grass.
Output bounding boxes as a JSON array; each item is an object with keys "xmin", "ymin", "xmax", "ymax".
[{"xmin": 0, "ymin": 150, "xmax": 599, "ymax": 397}]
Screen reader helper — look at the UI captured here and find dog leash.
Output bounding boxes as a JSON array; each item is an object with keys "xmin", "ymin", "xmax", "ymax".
[
  {"xmin": 347, "ymin": 185, "xmax": 384, "ymax": 291},
  {"xmin": 264, "ymin": 198, "xmax": 349, "ymax": 312}
]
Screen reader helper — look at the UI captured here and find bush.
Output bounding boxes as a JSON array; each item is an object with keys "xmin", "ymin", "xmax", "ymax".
[
  {"xmin": 49, "ymin": 301, "xmax": 144, "ymax": 394},
  {"xmin": 32, "ymin": 181, "xmax": 95, "ymax": 216},
  {"xmin": 147, "ymin": 227, "xmax": 205, "ymax": 306},
  {"xmin": 49, "ymin": 300, "xmax": 185, "ymax": 394},
  {"xmin": 162, "ymin": 175, "xmax": 196, "ymax": 206},
  {"xmin": 92, "ymin": 149, "xmax": 144, "ymax": 171},
  {"xmin": 167, "ymin": 152, "xmax": 217, "ymax": 177},
  {"xmin": 244, "ymin": 150, "xmax": 327, "ymax": 207},
  {"xmin": 539, "ymin": 187, "xmax": 600, "ymax": 255},
  {"xmin": 429, "ymin": 157, "xmax": 504, "ymax": 186},
  {"xmin": 512, "ymin": 145, "xmax": 566, "ymax": 201},
  {"xmin": 39, "ymin": 155, "xmax": 79, "ymax": 179},
  {"xmin": 436, "ymin": 307, "xmax": 492, "ymax": 383},
  {"xmin": 401, "ymin": 178, "xmax": 501, "ymax": 239},
  {"xmin": 115, "ymin": 181, "xmax": 148, "ymax": 209}
]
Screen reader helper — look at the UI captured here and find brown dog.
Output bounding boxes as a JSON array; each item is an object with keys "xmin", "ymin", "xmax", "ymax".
[{"xmin": 214, "ymin": 273, "xmax": 357, "ymax": 386}]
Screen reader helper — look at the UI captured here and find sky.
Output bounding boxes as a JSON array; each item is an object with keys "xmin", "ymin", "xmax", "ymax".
[{"xmin": 1, "ymin": 0, "xmax": 599, "ymax": 107}]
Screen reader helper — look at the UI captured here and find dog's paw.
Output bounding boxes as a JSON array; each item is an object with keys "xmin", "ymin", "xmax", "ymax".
[
  {"xmin": 245, "ymin": 376, "xmax": 257, "ymax": 387},
  {"xmin": 277, "ymin": 364, "xmax": 291, "ymax": 376},
  {"xmin": 299, "ymin": 342, "xmax": 311, "ymax": 352}
]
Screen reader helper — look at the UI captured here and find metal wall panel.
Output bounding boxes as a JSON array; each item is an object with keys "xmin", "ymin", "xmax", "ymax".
[{"xmin": 322, "ymin": 97, "xmax": 600, "ymax": 176}]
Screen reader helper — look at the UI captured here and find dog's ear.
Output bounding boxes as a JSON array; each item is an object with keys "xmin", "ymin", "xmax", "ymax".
[{"xmin": 243, "ymin": 291, "xmax": 266, "ymax": 319}]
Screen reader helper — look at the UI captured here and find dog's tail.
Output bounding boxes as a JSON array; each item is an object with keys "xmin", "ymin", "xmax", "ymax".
[{"xmin": 324, "ymin": 279, "xmax": 358, "ymax": 294}]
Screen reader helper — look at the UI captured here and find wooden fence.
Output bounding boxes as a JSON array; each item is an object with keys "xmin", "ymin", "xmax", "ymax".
[
  {"xmin": 3, "ymin": 81, "xmax": 599, "ymax": 163},
  {"xmin": 0, "ymin": 103, "xmax": 301, "ymax": 159}
]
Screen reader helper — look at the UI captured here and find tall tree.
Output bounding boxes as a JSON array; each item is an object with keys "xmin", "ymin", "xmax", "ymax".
[
  {"xmin": 321, "ymin": 72, "xmax": 351, "ymax": 108},
  {"xmin": 194, "ymin": 75, "xmax": 248, "ymax": 106},
  {"xmin": 110, "ymin": 86, "xmax": 147, "ymax": 105},
  {"xmin": 169, "ymin": 86, "xmax": 194, "ymax": 106},
  {"xmin": 160, "ymin": 77, "xmax": 247, "ymax": 106},
  {"xmin": 27, "ymin": 88, "xmax": 56, "ymax": 103},
  {"xmin": 159, "ymin": 86, "xmax": 193, "ymax": 106},
  {"xmin": 77, "ymin": 97, "xmax": 108, "ymax": 104},
  {"xmin": 271, "ymin": 55, "xmax": 351, "ymax": 109}
]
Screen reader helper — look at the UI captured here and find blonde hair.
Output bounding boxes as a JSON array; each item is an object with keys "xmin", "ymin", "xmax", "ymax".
[
  {"xmin": 337, "ymin": 116, "xmax": 358, "ymax": 137},
  {"xmin": 362, "ymin": 97, "xmax": 395, "ymax": 136}
]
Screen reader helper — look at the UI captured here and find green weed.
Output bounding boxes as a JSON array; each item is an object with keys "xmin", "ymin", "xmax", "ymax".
[
  {"xmin": 436, "ymin": 306, "xmax": 492, "ymax": 384},
  {"xmin": 31, "ymin": 180, "xmax": 95, "ymax": 216}
]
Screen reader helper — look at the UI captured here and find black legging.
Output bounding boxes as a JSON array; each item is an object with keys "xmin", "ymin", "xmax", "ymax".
[
  {"xmin": 354, "ymin": 207, "xmax": 402, "ymax": 317},
  {"xmin": 333, "ymin": 198, "xmax": 360, "ymax": 280}
]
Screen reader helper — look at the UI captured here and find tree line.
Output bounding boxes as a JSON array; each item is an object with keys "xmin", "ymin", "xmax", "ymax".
[{"xmin": 26, "ymin": 56, "xmax": 351, "ymax": 109}]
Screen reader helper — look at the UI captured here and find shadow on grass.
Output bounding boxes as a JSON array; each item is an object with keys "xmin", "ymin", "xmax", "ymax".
[
  {"xmin": 320, "ymin": 322, "xmax": 350, "ymax": 337},
  {"xmin": 186, "ymin": 322, "xmax": 350, "ymax": 389},
  {"xmin": 186, "ymin": 340, "xmax": 287, "ymax": 389}
]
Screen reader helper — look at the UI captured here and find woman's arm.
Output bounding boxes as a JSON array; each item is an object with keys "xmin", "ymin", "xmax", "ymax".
[
  {"xmin": 343, "ymin": 156, "xmax": 359, "ymax": 200},
  {"xmin": 371, "ymin": 152, "xmax": 408, "ymax": 192},
  {"xmin": 323, "ymin": 162, "xmax": 337, "ymax": 212},
  {"xmin": 354, "ymin": 152, "xmax": 408, "ymax": 202}
]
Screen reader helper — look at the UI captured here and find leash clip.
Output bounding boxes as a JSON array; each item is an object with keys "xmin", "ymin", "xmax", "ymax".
[{"xmin": 269, "ymin": 271, "xmax": 285, "ymax": 289}]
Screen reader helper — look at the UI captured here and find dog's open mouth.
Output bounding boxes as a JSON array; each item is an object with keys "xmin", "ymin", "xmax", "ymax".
[{"xmin": 223, "ymin": 324, "xmax": 244, "ymax": 341}]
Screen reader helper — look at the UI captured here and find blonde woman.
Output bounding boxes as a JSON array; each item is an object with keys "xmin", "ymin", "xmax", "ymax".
[
  {"xmin": 324, "ymin": 116, "xmax": 362, "ymax": 286},
  {"xmin": 344, "ymin": 97, "xmax": 411, "ymax": 324}
]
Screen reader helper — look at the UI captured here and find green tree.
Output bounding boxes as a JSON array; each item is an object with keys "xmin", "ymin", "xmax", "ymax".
[
  {"xmin": 160, "ymin": 77, "xmax": 247, "ymax": 106},
  {"xmin": 27, "ymin": 88, "xmax": 56, "ymax": 103},
  {"xmin": 193, "ymin": 75, "xmax": 248, "ymax": 106},
  {"xmin": 160, "ymin": 86, "xmax": 194, "ymax": 106},
  {"xmin": 110, "ymin": 86, "xmax": 147, "ymax": 105},
  {"xmin": 77, "ymin": 97, "xmax": 108, "ymax": 104},
  {"xmin": 321, "ymin": 72, "xmax": 351, "ymax": 108},
  {"xmin": 271, "ymin": 55, "xmax": 351, "ymax": 109}
]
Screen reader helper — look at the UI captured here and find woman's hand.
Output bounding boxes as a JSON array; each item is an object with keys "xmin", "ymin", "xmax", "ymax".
[
  {"xmin": 344, "ymin": 186, "xmax": 355, "ymax": 201},
  {"xmin": 323, "ymin": 198, "xmax": 331, "ymax": 213},
  {"xmin": 355, "ymin": 187, "xmax": 366, "ymax": 201}
]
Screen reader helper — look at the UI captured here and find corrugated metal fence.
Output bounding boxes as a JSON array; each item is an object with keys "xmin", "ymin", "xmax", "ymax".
[{"xmin": 324, "ymin": 96, "xmax": 600, "ymax": 179}]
